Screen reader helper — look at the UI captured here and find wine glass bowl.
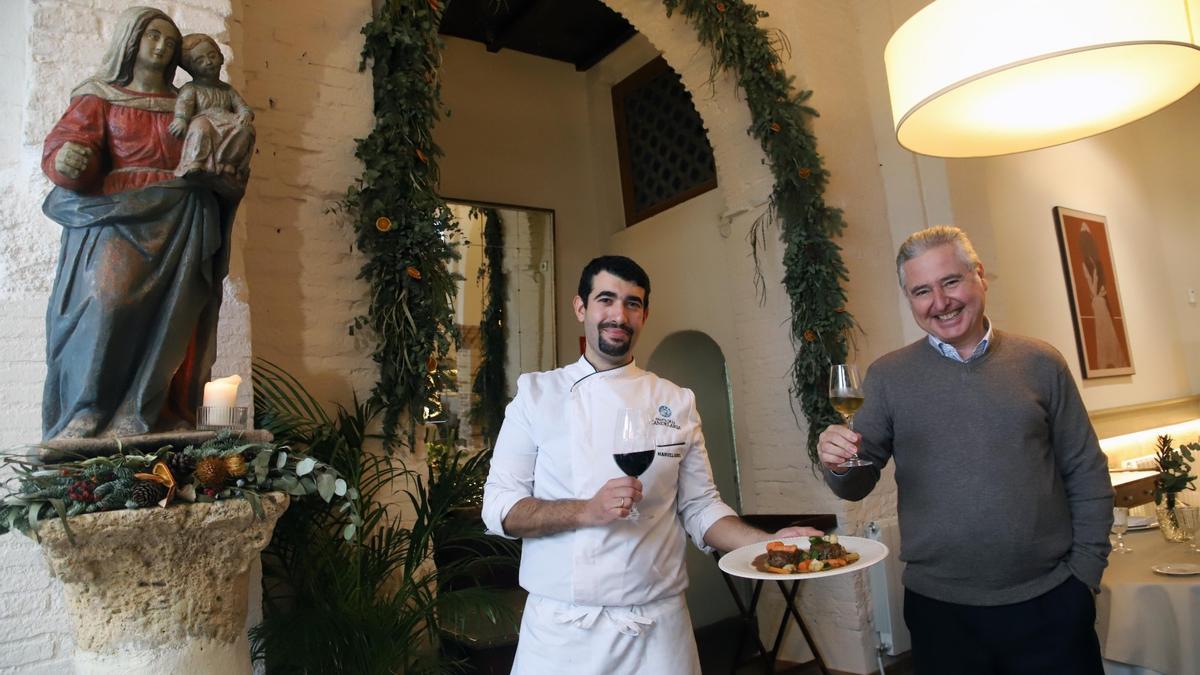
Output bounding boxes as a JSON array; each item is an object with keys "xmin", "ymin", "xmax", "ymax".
[
  {"xmin": 1111, "ymin": 507, "xmax": 1132, "ymax": 554},
  {"xmin": 1176, "ymin": 506, "xmax": 1200, "ymax": 553},
  {"xmin": 613, "ymin": 407, "xmax": 654, "ymax": 520},
  {"xmin": 829, "ymin": 364, "xmax": 870, "ymax": 468}
]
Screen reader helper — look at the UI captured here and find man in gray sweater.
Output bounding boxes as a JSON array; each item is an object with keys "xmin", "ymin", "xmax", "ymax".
[{"xmin": 818, "ymin": 226, "xmax": 1113, "ymax": 674}]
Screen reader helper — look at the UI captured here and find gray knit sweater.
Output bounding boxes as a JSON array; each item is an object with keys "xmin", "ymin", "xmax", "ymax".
[{"xmin": 825, "ymin": 331, "xmax": 1114, "ymax": 606}]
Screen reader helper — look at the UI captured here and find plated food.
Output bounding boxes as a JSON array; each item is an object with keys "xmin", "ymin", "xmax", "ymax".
[
  {"xmin": 719, "ymin": 534, "xmax": 887, "ymax": 581},
  {"xmin": 755, "ymin": 535, "xmax": 861, "ymax": 574}
]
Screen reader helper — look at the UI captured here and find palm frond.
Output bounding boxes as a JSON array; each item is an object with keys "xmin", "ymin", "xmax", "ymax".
[{"xmin": 250, "ymin": 358, "xmax": 516, "ymax": 674}]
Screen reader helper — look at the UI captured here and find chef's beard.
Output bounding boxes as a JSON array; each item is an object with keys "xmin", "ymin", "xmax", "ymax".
[{"xmin": 597, "ymin": 322, "xmax": 633, "ymax": 357}]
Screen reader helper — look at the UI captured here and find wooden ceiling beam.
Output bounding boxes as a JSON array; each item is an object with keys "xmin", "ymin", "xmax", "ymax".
[
  {"xmin": 575, "ymin": 24, "xmax": 637, "ymax": 71},
  {"xmin": 484, "ymin": 0, "xmax": 547, "ymax": 53}
]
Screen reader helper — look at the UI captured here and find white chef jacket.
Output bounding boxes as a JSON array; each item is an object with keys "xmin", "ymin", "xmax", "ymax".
[{"xmin": 481, "ymin": 356, "xmax": 738, "ymax": 608}]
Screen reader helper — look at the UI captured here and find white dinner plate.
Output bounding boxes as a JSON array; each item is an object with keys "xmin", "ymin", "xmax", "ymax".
[
  {"xmin": 1126, "ymin": 515, "xmax": 1156, "ymax": 531},
  {"xmin": 1151, "ymin": 563, "xmax": 1200, "ymax": 576},
  {"xmin": 718, "ymin": 535, "xmax": 888, "ymax": 581}
]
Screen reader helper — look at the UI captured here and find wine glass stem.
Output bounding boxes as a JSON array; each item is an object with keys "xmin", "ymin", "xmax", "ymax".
[{"xmin": 847, "ymin": 414, "xmax": 854, "ymax": 432}]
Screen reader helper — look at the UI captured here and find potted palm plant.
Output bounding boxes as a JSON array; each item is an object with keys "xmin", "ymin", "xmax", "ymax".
[
  {"xmin": 249, "ymin": 360, "xmax": 514, "ymax": 673},
  {"xmin": 1153, "ymin": 434, "xmax": 1198, "ymax": 542}
]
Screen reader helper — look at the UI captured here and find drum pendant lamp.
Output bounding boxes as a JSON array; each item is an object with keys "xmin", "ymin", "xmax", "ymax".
[{"xmin": 884, "ymin": 0, "xmax": 1200, "ymax": 157}]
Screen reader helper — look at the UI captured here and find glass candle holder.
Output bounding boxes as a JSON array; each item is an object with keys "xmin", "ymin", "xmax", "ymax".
[{"xmin": 197, "ymin": 406, "xmax": 249, "ymax": 431}]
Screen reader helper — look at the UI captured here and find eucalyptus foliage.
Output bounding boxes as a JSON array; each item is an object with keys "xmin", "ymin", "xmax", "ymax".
[
  {"xmin": 662, "ymin": 0, "xmax": 855, "ymax": 464},
  {"xmin": 346, "ymin": 0, "xmax": 462, "ymax": 448},
  {"xmin": 1153, "ymin": 434, "xmax": 1197, "ymax": 510},
  {"xmin": 251, "ymin": 359, "xmax": 515, "ymax": 674}
]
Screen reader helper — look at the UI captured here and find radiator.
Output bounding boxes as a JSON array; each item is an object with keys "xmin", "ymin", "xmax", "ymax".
[{"xmin": 867, "ymin": 518, "xmax": 910, "ymax": 656}]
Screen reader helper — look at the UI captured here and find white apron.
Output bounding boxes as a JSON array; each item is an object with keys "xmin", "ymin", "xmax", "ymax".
[{"xmin": 511, "ymin": 592, "xmax": 701, "ymax": 675}]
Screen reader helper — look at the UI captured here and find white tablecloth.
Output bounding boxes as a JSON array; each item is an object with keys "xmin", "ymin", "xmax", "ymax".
[{"xmin": 1097, "ymin": 528, "xmax": 1200, "ymax": 675}]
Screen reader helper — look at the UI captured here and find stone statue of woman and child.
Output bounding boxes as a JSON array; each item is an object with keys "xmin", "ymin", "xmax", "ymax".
[{"xmin": 39, "ymin": 6, "xmax": 255, "ymax": 455}]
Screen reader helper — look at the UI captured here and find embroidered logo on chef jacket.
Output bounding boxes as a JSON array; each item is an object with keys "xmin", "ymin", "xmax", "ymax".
[
  {"xmin": 654, "ymin": 403, "xmax": 684, "ymax": 458},
  {"xmin": 651, "ymin": 407, "xmax": 680, "ymax": 431}
]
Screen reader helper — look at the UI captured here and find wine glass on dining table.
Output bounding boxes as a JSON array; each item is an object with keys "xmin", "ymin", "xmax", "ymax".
[
  {"xmin": 1111, "ymin": 507, "xmax": 1133, "ymax": 554},
  {"xmin": 829, "ymin": 364, "xmax": 871, "ymax": 468},
  {"xmin": 613, "ymin": 407, "xmax": 654, "ymax": 521},
  {"xmin": 1177, "ymin": 505, "xmax": 1200, "ymax": 553}
]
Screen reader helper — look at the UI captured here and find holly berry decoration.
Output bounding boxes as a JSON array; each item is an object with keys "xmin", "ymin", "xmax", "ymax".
[
  {"xmin": 66, "ymin": 478, "xmax": 97, "ymax": 503},
  {"xmin": 193, "ymin": 456, "xmax": 230, "ymax": 487}
]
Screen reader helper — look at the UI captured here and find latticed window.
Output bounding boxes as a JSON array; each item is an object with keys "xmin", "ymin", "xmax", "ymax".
[{"xmin": 612, "ymin": 57, "xmax": 717, "ymax": 226}]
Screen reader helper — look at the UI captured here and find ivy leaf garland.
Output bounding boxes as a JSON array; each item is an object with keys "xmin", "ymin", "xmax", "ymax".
[
  {"xmin": 347, "ymin": 0, "xmax": 462, "ymax": 448},
  {"xmin": 664, "ymin": 0, "xmax": 855, "ymax": 464}
]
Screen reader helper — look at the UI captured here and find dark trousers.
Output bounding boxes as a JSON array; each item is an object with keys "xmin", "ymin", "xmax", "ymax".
[{"xmin": 903, "ymin": 576, "xmax": 1104, "ymax": 675}]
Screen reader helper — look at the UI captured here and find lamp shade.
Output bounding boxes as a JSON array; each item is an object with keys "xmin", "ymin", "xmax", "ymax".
[{"xmin": 885, "ymin": 0, "xmax": 1200, "ymax": 157}]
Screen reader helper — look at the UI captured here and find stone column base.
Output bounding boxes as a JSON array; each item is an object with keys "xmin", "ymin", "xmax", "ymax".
[{"xmin": 36, "ymin": 492, "xmax": 288, "ymax": 675}]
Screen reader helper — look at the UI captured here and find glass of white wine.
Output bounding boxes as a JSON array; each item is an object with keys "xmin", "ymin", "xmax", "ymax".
[
  {"xmin": 829, "ymin": 364, "xmax": 870, "ymax": 468},
  {"xmin": 1111, "ymin": 507, "xmax": 1132, "ymax": 554}
]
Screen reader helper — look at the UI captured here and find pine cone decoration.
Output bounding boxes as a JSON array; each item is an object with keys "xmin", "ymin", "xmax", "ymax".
[
  {"xmin": 66, "ymin": 478, "xmax": 97, "ymax": 503},
  {"xmin": 167, "ymin": 452, "xmax": 196, "ymax": 480},
  {"xmin": 224, "ymin": 454, "xmax": 248, "ymax": 478},
  {"xmin": 130, "ymin": 480, "xmax": 165, "ymax": 507},
  {"xmin": 193, "ymin": 456, "xmax": 229, "ymax": 487}
]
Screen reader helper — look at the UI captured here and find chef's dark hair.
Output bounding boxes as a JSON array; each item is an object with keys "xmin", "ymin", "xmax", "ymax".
[{"xmin": 577, "ymin": 255, "xmax": 650, "ymax": 309}]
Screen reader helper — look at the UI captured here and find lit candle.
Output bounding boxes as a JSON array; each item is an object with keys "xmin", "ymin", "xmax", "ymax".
[{"xmin": 203, "ymin": 374, "xmax": 241, "ymax": 408}]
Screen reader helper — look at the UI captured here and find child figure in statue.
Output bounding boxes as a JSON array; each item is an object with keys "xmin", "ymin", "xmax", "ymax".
[{"xmin": 170, "ymin": 33, "xmax": 255, "ymax": 181}]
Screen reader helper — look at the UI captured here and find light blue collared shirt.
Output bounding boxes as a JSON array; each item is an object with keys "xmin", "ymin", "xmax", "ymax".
[{"xmin": 927, "ymin": 318, "xmax": 992, "ymax": 363}]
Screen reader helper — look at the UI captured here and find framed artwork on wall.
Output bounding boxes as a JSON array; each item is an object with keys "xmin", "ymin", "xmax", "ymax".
[{"xmin": 1053, "ymin": 206, "xmax": 1135, "ymax": 378}]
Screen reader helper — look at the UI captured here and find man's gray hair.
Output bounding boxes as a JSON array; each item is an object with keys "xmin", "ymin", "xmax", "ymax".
[{"xmin": 895, "ymin": 225, "xmax": 981, "ymax": 289}]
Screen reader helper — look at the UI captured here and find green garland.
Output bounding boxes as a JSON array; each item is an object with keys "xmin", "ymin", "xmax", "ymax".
[
  {"xmin": 471, "ymin": 208, "xmax": 508, "ymax": 447},
  {"xmin": 664, "ymin": 0, "xmax": 854, "ymax": 463},
  {"xmin": 351, "ymin": 0, "xmax": 852, "ymax": 464},
  {"xmin": 347, "ymin": 0, "xmax": 461, "ymax": 448},
  {"xmin": 0, "ymin": 434, "xmax": 354, "ymax": 544}
]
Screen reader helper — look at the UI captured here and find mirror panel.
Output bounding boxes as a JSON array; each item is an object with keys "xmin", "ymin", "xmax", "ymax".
[{"xmin": 444, "ymin": 201, "xmax": 556, "ymax": 445}]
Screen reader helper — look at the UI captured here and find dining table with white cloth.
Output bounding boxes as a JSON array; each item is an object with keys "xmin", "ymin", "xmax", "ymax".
[{"xmin": 1097, "ymin": 527, "xmax": 1200, "ymax": 675}]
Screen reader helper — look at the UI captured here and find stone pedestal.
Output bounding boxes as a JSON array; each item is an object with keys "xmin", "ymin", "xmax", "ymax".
[{"xmin": 35, "ymin": 492, "xmax": 288, "ymax": 674}]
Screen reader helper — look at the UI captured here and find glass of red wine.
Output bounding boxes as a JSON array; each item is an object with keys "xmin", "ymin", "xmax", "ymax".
[{"xmin": 613, "ymin": 407, "xmax": 654, "ymax": 521}]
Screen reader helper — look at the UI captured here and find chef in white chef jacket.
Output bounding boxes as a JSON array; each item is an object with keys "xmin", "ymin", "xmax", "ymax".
[{"xmin": 483, "ymin": 256, "xmax": 819, "ymax": 675}]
